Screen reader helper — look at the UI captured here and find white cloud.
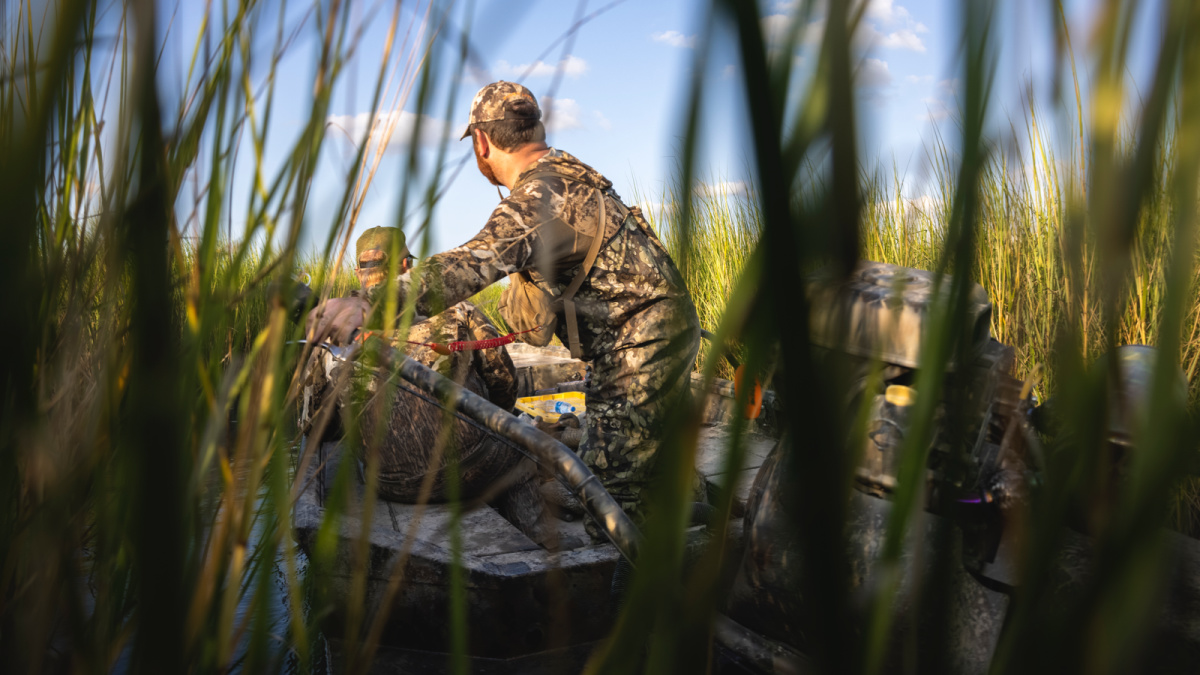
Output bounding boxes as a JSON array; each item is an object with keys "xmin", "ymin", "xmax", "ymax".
[
  {"xmin": 775, "ymin": 0, "xmax": 915, "ymax": 25},
  {"xmin": 783, "ymin": 16, "xmax": 919, "ymax": 53},
  {"xmin": 651, "ymin": 30, "xmax": 695, "ymax": 49},
  {"xmin": 593, "ymin": 110, "xmax": 612, "ymax": 131},
  {"xmin": 326, "ymin": 110, "xmax": 455, "ymax": 151},
  {"xmin": 804, "ymin": 19, "xmax": 827, "ymax": 44},
  {"xmin": 494, "ymin": 55, "xmax": 588, "ymax": 79},
  {"xmin": 920, "ymin": 96, "xmax": 953, "ymax": 122},
  {"xmin": 878, "ymin": 28, "xmax": 925, "ymax": 52},
  {"xmin": 771, "ymin": 1, "xmax": 925, "ymax": 52},
  {"xmin": 856, "ymin": 58, "xmax": 891, "ymax": 87},
  {"xmin": 908, "ymin": 194, "xmax": 938, "ymax": 213},
  {"xmin": 905, "ymin": 74, "xmax": 934, "ymax": 84},
  {"xmin": 636, "ymin": 200, "xmax": 665, "ymax": 216},
  {"xmin": 542, "ymin": 97, "xmax": 584, "ymax": 132},
  {"xmin": 866, "ymin": 1, "xmax": 926, "ymax": 51},
  {"xmin": 864, "ymin": 0, "xmax": 911, "ymax": 25},
  {"xmin": 763, "ymin": 12, "xmax": 829, "ymax": 48}
]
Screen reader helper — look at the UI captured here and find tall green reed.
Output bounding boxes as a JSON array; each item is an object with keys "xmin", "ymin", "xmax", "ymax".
[{"xmin": 637, "ymin": 180, "xmax": 762, "ymax": 379}]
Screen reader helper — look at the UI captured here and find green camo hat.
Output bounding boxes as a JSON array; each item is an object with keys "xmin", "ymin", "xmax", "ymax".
[{"xmin": 356, "ymin": 227, "xmax": 409, "ymax": 267}]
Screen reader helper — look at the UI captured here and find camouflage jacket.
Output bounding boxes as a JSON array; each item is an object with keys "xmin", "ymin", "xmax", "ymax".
[{"xmin": 383, "ymin": 149, "xmax": 696, "ymax": 363}]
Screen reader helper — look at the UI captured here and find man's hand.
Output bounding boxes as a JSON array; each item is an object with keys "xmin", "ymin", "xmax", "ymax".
[{"xmin": 305, "ymin": 296, "xmax": 371, "ymax": 346}]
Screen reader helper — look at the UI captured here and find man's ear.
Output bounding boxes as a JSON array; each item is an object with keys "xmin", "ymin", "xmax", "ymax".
[{"xmin": 474, "ymin": 128, "xmax": 490, "ymax": 158}]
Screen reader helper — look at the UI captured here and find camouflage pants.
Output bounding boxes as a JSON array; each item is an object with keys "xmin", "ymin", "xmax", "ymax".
[{"xmin": 578, "ymin": 316, "xmax": 701, "ymax": 526}]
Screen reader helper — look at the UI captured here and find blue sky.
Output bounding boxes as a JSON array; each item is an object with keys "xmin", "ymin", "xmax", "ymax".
[
  {"xmin": 18, "ymin": 0, "xmax": 1168, "ymax": 256},
  {"xmin": 308, "ymin": 0, "xmax": 1161, "ymax": 255}
]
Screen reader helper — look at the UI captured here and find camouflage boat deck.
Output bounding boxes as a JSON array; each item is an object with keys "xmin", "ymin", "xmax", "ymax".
[{"xmin": 294, "ymin": 346, "xmax": 775, "ymax": 673}]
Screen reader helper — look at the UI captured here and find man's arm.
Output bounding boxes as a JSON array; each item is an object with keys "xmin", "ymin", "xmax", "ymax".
[
  {"xmin": 316, "ymin": 187, "xmax": 585, "ymax": 346},
  {"xmin": 386, "ymin": 194, "xmax": 585, "ymax": 316}
]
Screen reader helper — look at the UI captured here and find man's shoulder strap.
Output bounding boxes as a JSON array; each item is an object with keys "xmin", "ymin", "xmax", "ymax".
[
  {"xmin": 521, "ymin": 165, "xmax": 608, "ymax": 192},
  {"xmin": 519, "ymin": 167, "xmax": 670, "ymax": 359},
  {"xmin": 558, "ymin": 188, "xmax": 606, "ymax": 359},
  {"xmin": 519, "ymin": 168, "xmax": 609, "ymax": 359}
]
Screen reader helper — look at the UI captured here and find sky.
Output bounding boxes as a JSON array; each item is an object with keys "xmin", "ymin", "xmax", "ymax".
[{"xmin": 11, "ymin": 0, "xmax": 1171, "ymax": 256}]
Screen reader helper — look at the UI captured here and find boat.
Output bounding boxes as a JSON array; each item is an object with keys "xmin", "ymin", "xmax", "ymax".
[
  {"xmin": 293, "ymin": 342, "xmax": 778, "ymax": 673},
  {"xmin": 295, "ymin": 261, "xmax": 1200, "ymax": 673}
]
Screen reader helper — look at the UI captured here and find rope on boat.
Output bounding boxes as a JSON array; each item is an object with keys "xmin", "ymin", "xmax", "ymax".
[{"xmin": 401, "ymin": 325, "xmax": 544, "ymax": 356}]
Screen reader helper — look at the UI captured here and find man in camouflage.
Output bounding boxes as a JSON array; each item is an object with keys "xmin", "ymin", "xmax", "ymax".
[
  {"xmin": 347, "ymin": 226, "xmax": 518, "ymax": 410},
  {"xmin": 313, "ymin": 82, "xmax": 701, "ymax": 528},
  {"xmin": 308, "ymin": 227, "xmax": 552, "ymax": 542}
]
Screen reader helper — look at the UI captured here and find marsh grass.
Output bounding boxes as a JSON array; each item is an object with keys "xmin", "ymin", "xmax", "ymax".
[
  {"xmin": 861, "ymin": 132, "xmax": 1200, "ymax": 403},
  {"xmin": 5, "ymin": 0, "xmax": 1200, "ymax": 674},
  {"xmin": 646, "ymin": 124, "xmax": 1200, "ymax": 403},
  {"xmin": 466, "ymin": 281, "xmax": 511, "ymax": 335},
  {"xmin": 643, "ymin": 115, "xmax": 1200, "ymax": 536},
  {"xmin": 638, "ymin": 181, "xmax": 763, "ymax": 379}
]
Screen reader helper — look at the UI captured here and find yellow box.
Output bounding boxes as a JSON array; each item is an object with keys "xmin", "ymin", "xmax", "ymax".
[{"xmin": 514, "ymin": 391, "xmax": 586, "ymax": 423}]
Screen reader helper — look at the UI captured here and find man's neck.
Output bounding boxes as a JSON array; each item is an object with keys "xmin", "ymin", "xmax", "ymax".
[{"xmin": 496, "ymin": 143, "xmax": 551, "ymax": 189}]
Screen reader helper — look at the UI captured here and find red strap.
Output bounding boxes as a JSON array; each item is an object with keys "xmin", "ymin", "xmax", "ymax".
[{"xmin": 406, "ymin": 325, "xmax": 542, "ymax": 356}]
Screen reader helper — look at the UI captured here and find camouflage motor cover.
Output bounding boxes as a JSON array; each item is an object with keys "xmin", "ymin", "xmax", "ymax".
[
  {"xmin": 1102, "ymin": 344, "xmax": 1188, "ymax": 446},
  {"xmin": 808, "ymin": 261, "xmax": 992, "ymax": 369}
]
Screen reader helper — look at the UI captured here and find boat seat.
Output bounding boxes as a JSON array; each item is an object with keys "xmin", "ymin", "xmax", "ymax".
[{"xmin": 315, "ymin": 441, "xmax": 543, "ymax": 557}]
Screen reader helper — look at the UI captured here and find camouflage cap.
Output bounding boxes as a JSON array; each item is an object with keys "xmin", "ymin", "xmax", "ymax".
[
  {"xmin": 356, "ymin": 227, "xmax": 409, "ymax": 265},
  {"xmin": 459, "ymin": 81, "xmax": 540, "ymax": 140},
  {"xmin": 355, "ymin": 227, "xmax": 410, "ymax": 291}
]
